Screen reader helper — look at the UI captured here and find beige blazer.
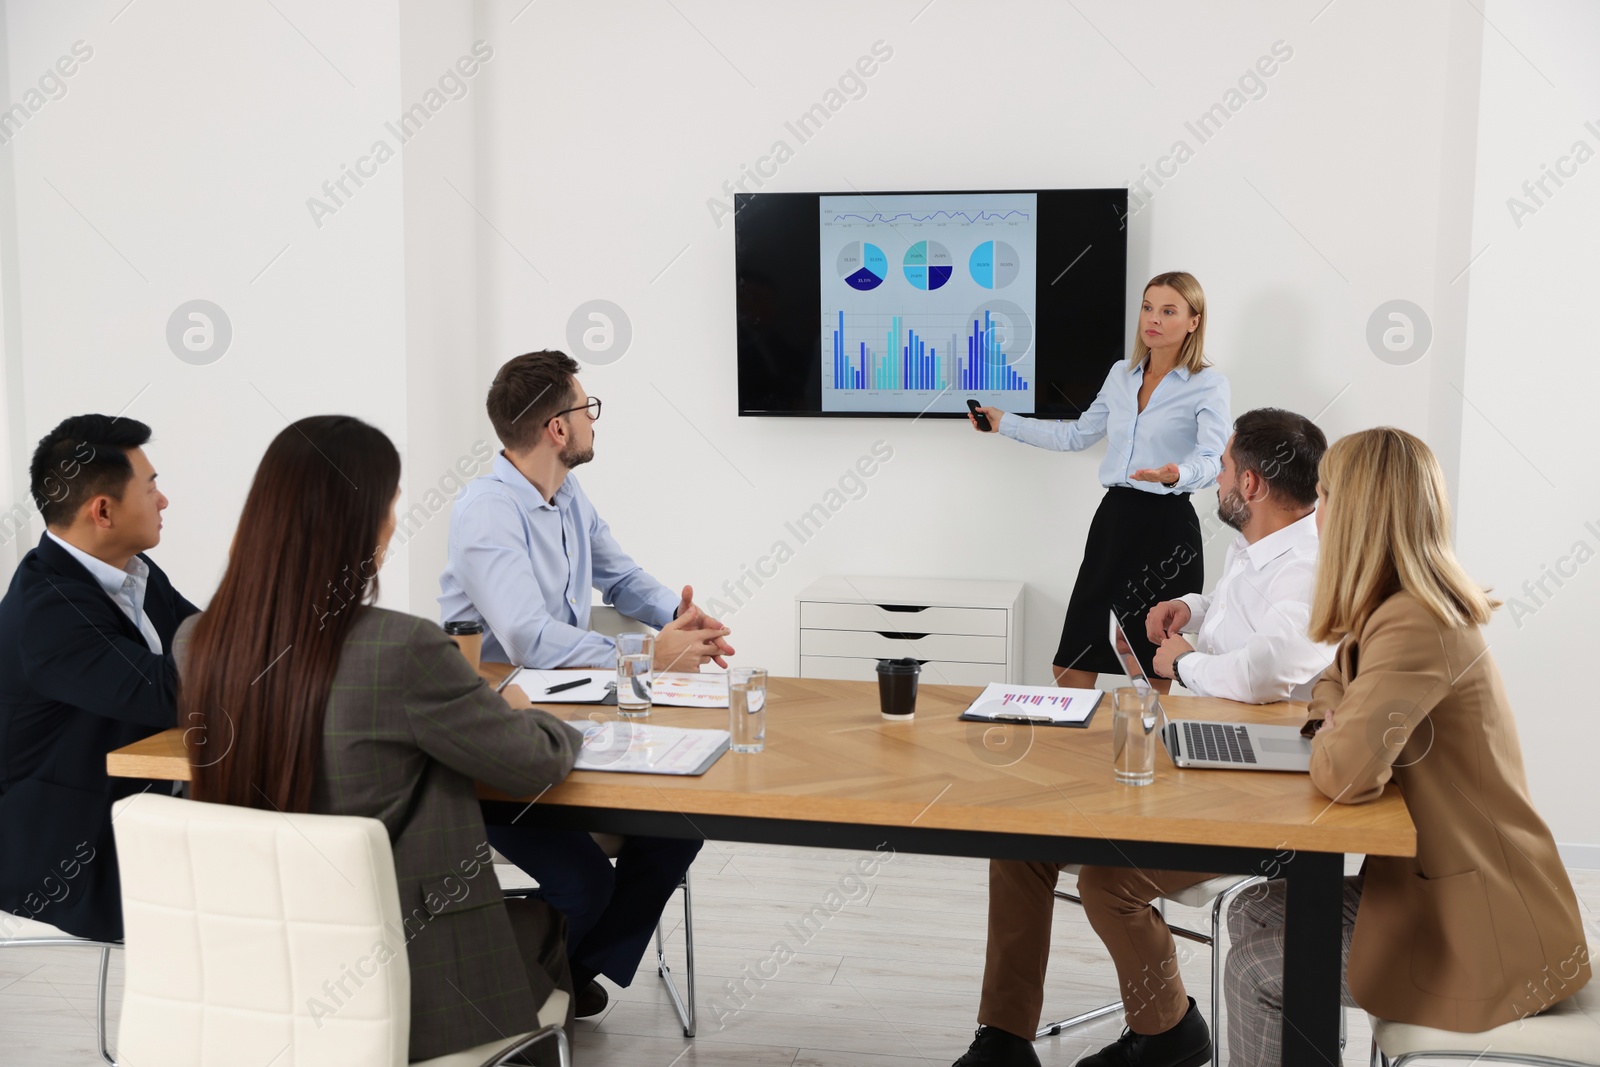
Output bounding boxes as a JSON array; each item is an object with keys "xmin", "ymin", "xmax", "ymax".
[{"xmin": 1307, "ymin": 591, "xmax": 1590, "ymax": 1031}]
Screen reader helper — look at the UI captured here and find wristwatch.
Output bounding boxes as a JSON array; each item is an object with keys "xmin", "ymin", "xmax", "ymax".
[{"xmin": 1172, "ymin": 650, "xmax": 1195, "ymax": 688}]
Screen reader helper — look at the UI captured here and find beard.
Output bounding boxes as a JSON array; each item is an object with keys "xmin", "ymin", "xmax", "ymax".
[
  {"xmin": 1217, "ymin": 484, "xmax": 1251, "ymax": 531},
  {"xmin": 559, "ymin": 440, "xmax": 594, "ymax": 469}
]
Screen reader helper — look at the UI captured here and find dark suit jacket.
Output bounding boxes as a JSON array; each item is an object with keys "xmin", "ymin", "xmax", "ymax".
[
  {"xmin": 1308, "ymin": 592, "xmax": 1591, "ymax": 1030},
  {"xmin": 176, "ymin": 607, "xmax": 581, "ymax": 1062},
  {"xmin": 0, "ymin": 533, "xmax": 197, "ymax": 941}
]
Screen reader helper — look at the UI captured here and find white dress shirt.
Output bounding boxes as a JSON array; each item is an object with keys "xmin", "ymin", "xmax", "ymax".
[
  {"xmin": 46, "ymin": 531, "xmax": 164, "ymax": 654},
  {"xmin": 1173, "ymin": 512, "xmax": 1336, "ymax": 704}
]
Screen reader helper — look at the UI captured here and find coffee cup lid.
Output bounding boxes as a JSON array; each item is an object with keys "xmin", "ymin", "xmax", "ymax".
[
  {"xmin": 876, "ymin": 657, "xmax": 921, "ymax": 674},
  {"xmin": 444, "ymin": 620, "xmax": 484, "ymax": 636}
]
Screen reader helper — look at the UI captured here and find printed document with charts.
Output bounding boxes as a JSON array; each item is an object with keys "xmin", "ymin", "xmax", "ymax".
[
  {"xmin": 574, "ymin": 720, "xmax": 730, "ymax": 775},
  {"xmin": 959, "ymin": 683, "xmax": 1103, "ymax": 728}
]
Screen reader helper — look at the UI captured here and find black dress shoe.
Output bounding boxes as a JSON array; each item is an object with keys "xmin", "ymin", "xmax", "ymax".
[
  {"xmin": 1074, "ymin": 997, "xmax": 1210, "ymax": 1067},
  {"xmin": 953, "ymin": 1025, "xmax": 1042, "ymax": 1067},
  {"xmin": 574, "ymin": 979, "xmax": 609, "ymax": 1018}
]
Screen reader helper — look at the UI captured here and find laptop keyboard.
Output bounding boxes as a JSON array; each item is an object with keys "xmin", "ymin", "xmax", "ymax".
[{"xmin": 1183, "ymin": 721, "xmax": 1258, "ymax": 764}]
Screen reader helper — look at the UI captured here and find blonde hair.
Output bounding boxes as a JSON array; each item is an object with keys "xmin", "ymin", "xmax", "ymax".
[
  {"xmin": 1310, "ymin": 427, "xmax": 1497, "ymax": 642},
  {"xmin": 1131, "ymin": 271, "xmax": 1209, "ymax": 374}
]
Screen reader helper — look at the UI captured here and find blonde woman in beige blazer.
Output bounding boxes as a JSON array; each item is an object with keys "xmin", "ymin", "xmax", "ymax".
[{"xmin": 1222, "ymin": 427, "xmax": 1590, "ymax": 1067}]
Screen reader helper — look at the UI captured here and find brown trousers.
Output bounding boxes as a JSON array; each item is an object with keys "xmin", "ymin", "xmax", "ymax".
[{"xmin": 978, "ymin": 861, "xmax": 1213, "ymax": 1039}]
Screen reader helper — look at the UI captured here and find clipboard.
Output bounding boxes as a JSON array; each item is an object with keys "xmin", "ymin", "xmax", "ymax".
[
  {"xmin": 573, "ymin": 723, "xmax": 731, "ymax": 776},
  {"xmin": 958, "ymin": 683, "xmax": 1104, "ymax": 728},
  {"xmin": 499, "ymin": 668, "xmax": 617, "ymax": 705}
]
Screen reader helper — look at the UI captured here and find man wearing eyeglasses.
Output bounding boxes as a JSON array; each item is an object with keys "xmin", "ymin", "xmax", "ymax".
[{"xmin": 441, "ymin": 349, "xmax": 731, "ymax": 1019}]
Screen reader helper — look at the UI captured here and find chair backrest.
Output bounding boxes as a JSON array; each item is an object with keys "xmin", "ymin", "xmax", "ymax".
[
  {"xmin": 112, "ymin": 793, "xmax": 410, "ymax": 1067},
  {"xmin": 589, "ymin": 602, "xmax": 652, "ymax": 637}
]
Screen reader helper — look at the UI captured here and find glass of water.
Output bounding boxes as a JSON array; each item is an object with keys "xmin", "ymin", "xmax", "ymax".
[
  {"xmin": 1112, "ymin": 686, "xmax": 1159, "ymax": 786},
  {"xmin": 728, "ymin": 668, "xmax": 768, "ymax": 753},
  {"xmin": 616, "ymin": 632, "xmax": 654, "ymax": 719}
]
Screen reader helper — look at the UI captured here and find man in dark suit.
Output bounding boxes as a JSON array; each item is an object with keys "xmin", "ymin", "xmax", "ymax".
[{"xmin": 0, "ymin": 414, "xmax": 197, "ymax": 941}]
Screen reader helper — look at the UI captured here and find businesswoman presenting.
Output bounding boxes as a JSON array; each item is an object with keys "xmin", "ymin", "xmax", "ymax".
[{"xmin": 971, "ymin": 271, "xmax": 1230, "ymax": 689}]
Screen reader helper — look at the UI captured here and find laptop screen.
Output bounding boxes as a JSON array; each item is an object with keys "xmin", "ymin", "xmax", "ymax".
[
  {"xmin": 1109, "ymin": 609, "xmax": 1169, "ymax": 737},
  {"xmin": 1108, "ymin": 610, "xmax": 1155, "ymax": 695}
]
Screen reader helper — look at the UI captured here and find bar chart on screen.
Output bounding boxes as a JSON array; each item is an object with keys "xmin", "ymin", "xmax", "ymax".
[
  {"xmin": 827, "ymin": 309, "xmax": 1032, "ymax": 393},
  {"xmin": 819, "ymin": 191, "xmax": 1038, "ymax": 415}
]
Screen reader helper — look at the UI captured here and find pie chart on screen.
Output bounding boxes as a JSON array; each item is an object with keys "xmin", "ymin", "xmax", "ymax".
[
  {"xmin": 903, "ymin": 240, "xmax": 953, "ymax": 290},
  {"xmin": 969, "ymin": 240, "xmax": 1021, "ymax": 289},
  {"xmin": 837, "ymin": 241, "xmax": 888, "ymax": 290}
]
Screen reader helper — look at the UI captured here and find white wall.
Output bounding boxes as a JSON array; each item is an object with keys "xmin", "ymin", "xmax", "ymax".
[
  {"xmin": 471, "ymin": 0, "xmax": 1479, "ymax": 683},
  {"xmin": 1, "ymin": 1, "xmax": 1592, "ymax": 854},
  {"xmin": 1, "ymin": 0, "xmax": 413, "ymax": 609},
  {"xmin": 1455, "ymin": 0, "xmax": 1600, "ymax": 856}
]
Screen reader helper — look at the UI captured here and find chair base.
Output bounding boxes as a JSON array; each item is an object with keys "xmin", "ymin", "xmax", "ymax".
[
  {"xmin": 0, "ymin": 933, "xmax": 121, "ymax": 1066},
  {"xmin": 1036, "ymin": 999, "xmax": 1123, "ymax": 1039}
]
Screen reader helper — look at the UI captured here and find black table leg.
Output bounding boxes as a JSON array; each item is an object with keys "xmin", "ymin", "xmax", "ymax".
[{"xmin": 1280, "ymin": 850, "xmax": 1345, "ymax": 1065}]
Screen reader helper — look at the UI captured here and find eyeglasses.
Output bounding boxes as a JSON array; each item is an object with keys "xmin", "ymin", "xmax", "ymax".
[{"xmin": 549, "ymin": 397, "xmax": 601, "ymax": 424}]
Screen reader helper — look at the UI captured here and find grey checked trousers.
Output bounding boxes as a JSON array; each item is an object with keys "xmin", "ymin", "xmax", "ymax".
[{"xmin": 1223, "ymin": 875, "xmax": 1363, "ymax": 1067}]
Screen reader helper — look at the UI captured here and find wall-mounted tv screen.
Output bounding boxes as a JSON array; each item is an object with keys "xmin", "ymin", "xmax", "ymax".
[{"xmin": 735, "ymin": 188, "xmax": 1128, "ymax": 419}]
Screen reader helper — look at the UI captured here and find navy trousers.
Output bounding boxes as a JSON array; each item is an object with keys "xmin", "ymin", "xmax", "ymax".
[{"xmin": 484, "ymin": 818, "xmax": 702, "ymax": 986}]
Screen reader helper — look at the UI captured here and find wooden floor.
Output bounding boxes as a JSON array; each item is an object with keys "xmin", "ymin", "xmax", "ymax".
[{"xmin": 2, "ymin": 844, "xmax": 1595, "ymax": 1066}]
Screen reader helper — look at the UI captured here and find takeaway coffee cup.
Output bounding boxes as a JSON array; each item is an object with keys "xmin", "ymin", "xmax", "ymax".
[
  {"xmin": 443, "ymin": 620, "xmax": 484, "ymax": 671},
  {"xmin": 876, "ymin": 658, "xmax": 921, "ymax": 721}
]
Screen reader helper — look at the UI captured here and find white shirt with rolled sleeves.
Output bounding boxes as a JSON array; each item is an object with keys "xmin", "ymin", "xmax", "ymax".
[
  {"xmin": 997, "ymin": 359, "xmax": 1231, "ymax": 494},
  {"xmin": 438, "ymin": 453, "xmax": 678, "ymax": 669},
  {"xmin": 1173, "ymin": 512, "xmax": 1337, "ymax": 703}
]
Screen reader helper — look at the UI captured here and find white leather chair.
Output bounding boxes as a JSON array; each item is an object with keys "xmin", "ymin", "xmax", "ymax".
[
  {"xmin": 1041, "ymin": 866, "xmax": 1268, "ymax": 1066},
  {"xmin": 1369, "ymin": 970, "xmax": 1599, "ymax": 1066},
  {"xmin": 0, "ymin": 912, "xmax": 119, "ymax": 1065},
  {"xmin": 111, "ymin": 792, "xmax": 569, "ymax": 1067}
]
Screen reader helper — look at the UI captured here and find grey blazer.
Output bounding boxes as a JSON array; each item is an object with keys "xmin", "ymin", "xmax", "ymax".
[{"xmin": 176, "ymin": 607, "xmax": 581, "ymax": 1061}]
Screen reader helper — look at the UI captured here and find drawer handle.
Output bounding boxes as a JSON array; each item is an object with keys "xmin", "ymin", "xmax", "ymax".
[
  {"xmin": 876, "ymin": 631, "xmax": 929, "ymax": 641},
  {"xmin": 876, "ymin": 604, "xmax": 929, "ymax": 613}
]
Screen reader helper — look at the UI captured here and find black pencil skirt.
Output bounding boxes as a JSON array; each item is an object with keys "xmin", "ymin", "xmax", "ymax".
[{"xmin": 1053, "ymin": 486, "xmax": 1205, "ymax": 677}]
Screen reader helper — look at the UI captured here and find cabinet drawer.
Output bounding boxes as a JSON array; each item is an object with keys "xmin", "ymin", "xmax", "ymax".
[
  {"xmin": 800, "ymin": 601, "xmax": 1006, "ymax": 637},
  {"xmin": 800, "ymin": 629, "xmax": 1006, "ymax": 663},
  {"xmin": 800, "ymin": 656, "xmax": 1007, "ymax": 686}
]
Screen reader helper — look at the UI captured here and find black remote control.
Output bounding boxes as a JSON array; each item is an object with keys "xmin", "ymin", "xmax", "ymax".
[{"xmin": 967, "ymin": 398, "xmax": 991, "ymax": 431}]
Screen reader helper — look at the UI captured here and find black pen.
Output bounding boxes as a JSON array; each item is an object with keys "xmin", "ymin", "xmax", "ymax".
[{"xmin": 544, "ymin": 677, "xmax": 593, "ymax": 695}]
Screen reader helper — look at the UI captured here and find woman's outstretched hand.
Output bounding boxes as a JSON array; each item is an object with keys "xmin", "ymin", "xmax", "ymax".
[{"xmin": 1131, "ymin": 463, "xmax": 1181, "ymax": 486}]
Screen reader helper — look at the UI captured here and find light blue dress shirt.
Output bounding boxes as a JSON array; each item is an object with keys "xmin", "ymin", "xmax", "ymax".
[
  {"xmin": 438, "ymin": 453, "xmax": 679, "ymax": 668},
  {"xmin": 999, "ymin": 359, "xmax": 1231, "ymax": 493}
]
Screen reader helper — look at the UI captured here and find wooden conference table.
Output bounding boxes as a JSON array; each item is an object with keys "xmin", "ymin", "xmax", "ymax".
[{"xmin": 109, "ymin": 669, "xmax": 1415, "ymax": 1066}]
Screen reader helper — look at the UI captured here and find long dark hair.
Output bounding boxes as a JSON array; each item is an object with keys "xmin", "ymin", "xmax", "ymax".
[{"xmin": 185, "ymin": 416, "xmax": 401, "ymax": 812}]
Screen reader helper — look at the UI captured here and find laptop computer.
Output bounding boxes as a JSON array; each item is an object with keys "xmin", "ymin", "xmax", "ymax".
[{"xmin": 1109, "ymin": 611, "xmax": 1312, "ymax": 773}]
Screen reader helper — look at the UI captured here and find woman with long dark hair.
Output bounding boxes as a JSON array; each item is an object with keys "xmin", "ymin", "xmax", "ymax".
[{"xmin": 177, "ymin": 415, "xmax": 581, "ymax": 1062}]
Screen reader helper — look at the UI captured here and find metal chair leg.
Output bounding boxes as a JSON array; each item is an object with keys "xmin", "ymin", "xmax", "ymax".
[
  {"xmin": 1035, "ymin": 1000, "xmax": 1124, "ymax": 1039},
  {"xmin": 483, "ymin": 1022, "xmax": 570, "ymax": 1067},
  {"xmin": 655, "ymin": 873, "xmax": 695, "ymax": 1037},
  {"xmin": 1207, "ymin": 876, "xmax": 1266, "ymax": 1066},
  {"xmin": 97, "ymin": 945, "xmax": 117, "ymax": 1066},
  {"xmin": 0, "ymin": 935, "xmax": 120, "ymax": 1066}
]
